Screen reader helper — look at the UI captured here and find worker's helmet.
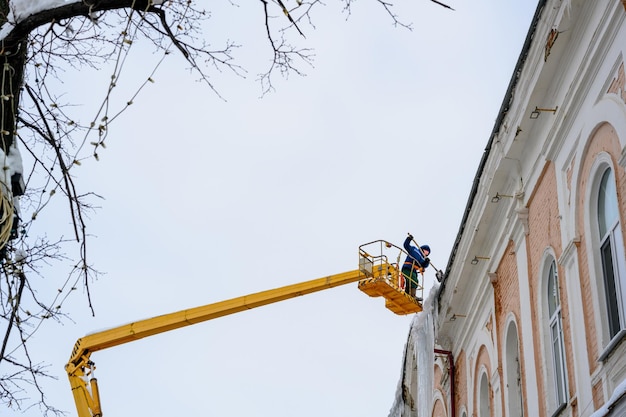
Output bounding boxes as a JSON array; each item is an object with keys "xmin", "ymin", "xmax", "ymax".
[{"xmin": 421, "ymin": 245, "xmax": 431, "ymax": 254}]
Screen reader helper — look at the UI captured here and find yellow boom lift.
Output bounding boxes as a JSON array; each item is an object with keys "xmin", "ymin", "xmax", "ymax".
[{"xmin": 65, "ymin": 240, "xmax": 426, "ymax": 417}]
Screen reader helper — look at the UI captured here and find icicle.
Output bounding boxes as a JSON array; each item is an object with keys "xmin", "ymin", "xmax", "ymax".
[{"xmin": 387, "ymin": 283, "xmax": 440, "ymax": 417}]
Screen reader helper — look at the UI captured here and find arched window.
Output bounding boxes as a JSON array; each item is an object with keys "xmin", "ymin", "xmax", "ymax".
[
  {"xmin": 546, "ymin": 259, "xmax": 567, "ymax": 411},
  {"xmin": 479, "ymin": 372, "xmax": 491, "ymax": 417},
  {"xmin": 597, "ymin": 168, "xmax": 626, "ymax": 341},
  {"xmin": 505, "ymin": 321, "xmax": 523, "ymax": 417}
]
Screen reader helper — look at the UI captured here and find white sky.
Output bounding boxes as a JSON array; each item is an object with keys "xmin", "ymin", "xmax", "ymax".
[{"xmin": 11, "ymin": 1, "xmax": 537, "ymax": 416}]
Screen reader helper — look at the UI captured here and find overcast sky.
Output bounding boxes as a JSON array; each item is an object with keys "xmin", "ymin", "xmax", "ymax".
[{"xmin": 15, "ymin": 1, "xmax": 537, "ymax": 416}]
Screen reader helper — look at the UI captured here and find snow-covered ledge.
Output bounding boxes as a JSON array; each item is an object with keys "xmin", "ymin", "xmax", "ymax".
[{"xmin": 589, "ymin": 378, "xmax": 626, "ymax": 417}]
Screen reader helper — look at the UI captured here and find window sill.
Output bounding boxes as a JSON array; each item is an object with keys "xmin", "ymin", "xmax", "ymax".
[
  {"xmin": 550, "ymin": 402, "xmax": 567, "ymax": 417},
  {"xmin": 598, "ymin": 329, "xmax": 626, "ymax": 362}
]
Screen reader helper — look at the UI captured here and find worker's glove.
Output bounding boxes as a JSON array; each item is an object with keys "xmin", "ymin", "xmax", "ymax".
[
  {"xmin": 408, "ymin": 234, "xmax": 414, "ymax": 240},
  {"xmin": 423, "ymin": 257, "xmax": 430, "ymax": 267}
]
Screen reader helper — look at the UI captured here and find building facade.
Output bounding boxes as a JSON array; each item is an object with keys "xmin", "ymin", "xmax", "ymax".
[{"xmin": 394, "ymin": 1, "xmax": 626, "ymax": 417}]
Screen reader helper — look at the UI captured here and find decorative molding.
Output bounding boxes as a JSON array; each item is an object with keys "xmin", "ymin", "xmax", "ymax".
[
  {"xmin": 516, "ymin": 207, "xmax": 530, "ymax": 235},
  {"xmin": 558, "ymin": 236, "xmax": 581, "ymax": 266},
  {"xmin": 606, "ymin": 61, "xmax": 626, "ymax": 104},
  {"xmin": 491, "ymin": 367, "xmax": 501, "ymax": 394},
  {"xmin": 486, "ymin": 315, "xmax": 494, "ymax": 344}
]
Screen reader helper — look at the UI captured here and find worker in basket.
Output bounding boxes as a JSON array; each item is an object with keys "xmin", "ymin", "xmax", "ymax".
[{"xmin": 401, "ymin": 234, "xmax": 430, "ymax": 298}]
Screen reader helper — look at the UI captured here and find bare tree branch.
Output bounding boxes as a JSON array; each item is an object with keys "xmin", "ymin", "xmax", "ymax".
[{"xmin": 0, "ymin": 0, "xmax": 442, "ymax": 412}]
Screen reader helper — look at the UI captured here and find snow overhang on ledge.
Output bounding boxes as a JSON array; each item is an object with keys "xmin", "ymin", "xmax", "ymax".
[{"xmin": 590, "ymin": 379, "xmax": 626, "ymax": 417}]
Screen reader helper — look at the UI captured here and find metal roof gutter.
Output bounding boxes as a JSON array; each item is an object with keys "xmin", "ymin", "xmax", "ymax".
[{"xmin": 437, "ymin": 0, "xmax": 548, "ymax": 301}]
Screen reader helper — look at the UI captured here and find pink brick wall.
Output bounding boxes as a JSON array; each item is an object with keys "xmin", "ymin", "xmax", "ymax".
[
  {"xmin": 525, "ymin": 161, "xmax": 575, "ymax": 416},
  {"xmin": 575, "ymin": 122, "xmax": 625, "ymax": 379},
  {"xmin": 493, "ymin": 239, "xmax": 528, "ymax": 417},
  {"xmin": 455, "ymin": 350, "xmax": 468, "ymax": 416},
  {"xmin": 473, "ymin": 345, "xmax": 493, "ymax": 416},
  {"xmin": 433, "ymin": 363, "xmax": 447, "ymax": 417}
]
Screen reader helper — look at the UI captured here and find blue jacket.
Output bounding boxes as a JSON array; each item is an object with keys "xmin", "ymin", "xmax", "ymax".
[{"xmin": 403, "ymin": 236, "xmax": 430, "ymax": 272}]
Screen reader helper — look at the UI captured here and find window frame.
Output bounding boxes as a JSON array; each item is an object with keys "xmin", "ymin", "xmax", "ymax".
[
  {"xmin": 546, "ymin": 259, "xmax": 568, "ymax": 409},
  {"xmin": 478, "ymin": 370, "xmax": 491, "ymax": 417},
  {"xmin": 540, "ymin": 252, "xmax": 569, "ymax": 415},
  {"xmin": 504, "ymin": 319, "xmax": 524, "ymax": 417},
  {"xmin": 597, "ymin": 168, "xmax": 626, "ymax": 336},
  {"xmin": 588, "ymin": 161, "xmax": 626, "ymax": 360}
]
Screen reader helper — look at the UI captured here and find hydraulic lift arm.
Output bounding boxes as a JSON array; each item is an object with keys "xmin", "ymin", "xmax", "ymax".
[
  {"xmin": 66, "ymin": 239, "xmax": 425, "ymax": 417},
  {"xmin": 66, "ymin": 269, "xmax": 363, "ymax": 417}
]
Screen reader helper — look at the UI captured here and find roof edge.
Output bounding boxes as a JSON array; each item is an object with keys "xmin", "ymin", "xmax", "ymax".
[{"xmin": 437, "ymin": 0, "xmax": 548, "ymax": 302}]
